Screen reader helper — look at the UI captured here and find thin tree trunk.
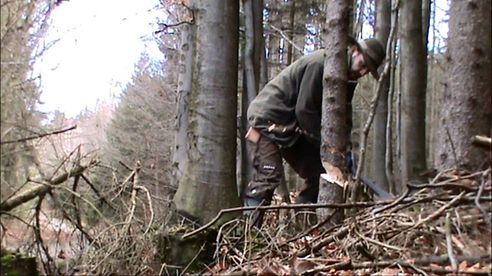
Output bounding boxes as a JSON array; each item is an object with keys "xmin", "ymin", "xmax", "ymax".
[
  {"xmin": 399, "ymin": 0, "xmax": 427, "ymax": 187},
  {"xmin": 286, "ymin": 0, "xmax": 296, "ymax": 66},
  {"xmin": 240, "ymin": 0, "xmax": 264, "ymax": 200},
  {"xmin": 318, "ymin": 0, "xmax": 351, "ymax": 224},
  {"xmin": 386, "ymin": 1, "xmax": 400, "ymax": 194},
  {"xmin": 371, "ymin": 0, "xmax": 391, "ymax": 192}
]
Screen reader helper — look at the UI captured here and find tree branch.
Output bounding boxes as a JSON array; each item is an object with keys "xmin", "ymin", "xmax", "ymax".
[
  {"xmin": 0, "ymin": 125, "xmax": 77, "ymax": 145},
  {"xmin": 0, "ymin": 163, "xmax": 89, "ymax": 212}
]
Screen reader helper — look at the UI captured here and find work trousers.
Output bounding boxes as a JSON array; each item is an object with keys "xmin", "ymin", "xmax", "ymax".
[{"xmin": 244, "ymin": 132, "xmax": 325, "ymax": 206}]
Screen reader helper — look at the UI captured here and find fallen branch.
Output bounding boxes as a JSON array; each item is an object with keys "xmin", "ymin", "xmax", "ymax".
[{"xmin": 0, "ymin": 163, "xmax": 89, "ymax": 212}]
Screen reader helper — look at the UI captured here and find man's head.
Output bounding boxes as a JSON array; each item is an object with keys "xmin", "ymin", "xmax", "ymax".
[{"xmin": 348, "ymin": 38, "xmax": 385, "ymax": 80}]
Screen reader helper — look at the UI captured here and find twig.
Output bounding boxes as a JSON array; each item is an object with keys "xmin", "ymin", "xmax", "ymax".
[
  {"xmin": 182, "ymin": 201, "xmax": 386, "ymax": 239},
  {"xmin": 34, "ymin": 194, "xmax": 56, "ymax": 275},
  {"xmin": 284, "ymin": 210, "xmax": 339, "ymax": 244},
  {"xmin": 297, "ymin": 225, "xmax": 350, "ymax": 257},
  {"xmin": 154, "ymin": 3, "xmax": 195, "ymax": 35},
  {"xmin": 0, "ymin": 125, "xmax": 76, "ymax": 145},
  {"xmin": 47, "ymin": 191, "xmax": 96, "ymax": 247},
  {"xmin": 475, "ymin": 169, "xmax": 491, "ymax": 228},
  {"xmin": 134, "ymin": 185, "xmax": 154, "ymax": 235},
  {"xmin": 372, "ymin": 188, "xmax": 410, "ymax": 215},
  {"xmin": 300, "ymin": 260, "xmax": 351, "ymax": 275},
  {"xmin": 268, "ymin": 25, "xmax": 303, "ymax": 53},
  {"xmin": 350, "ymin": 255, "xmax": 491, "ymax": 274},
  {"xmin": 354, "ymin": 227, "xmax": 406, "ymax": 252},
  {"xmin": 411, "ymin": 191, "xmax": 466, "ymax": 230},
  {"xmin": 81, "ymin": 174, "xmax": 114, "ymax": 209},
  {"xmin": 180, "ymin": 244, "xmax": 205, "ymax": 276},
  {"xmin": 445, "ymin": 212, "xmax": 458, "ymax": 272}
]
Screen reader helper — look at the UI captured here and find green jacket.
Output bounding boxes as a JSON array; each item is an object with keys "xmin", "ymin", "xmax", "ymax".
[{"xmin": 247, "ymin": 49, "xmax": 357, "ymax": 147}]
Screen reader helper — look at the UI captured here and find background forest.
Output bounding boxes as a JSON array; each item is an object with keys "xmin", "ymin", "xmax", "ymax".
[{"xmin": 1, "ymin": 0, "xmax": 490, "ymax": 275}]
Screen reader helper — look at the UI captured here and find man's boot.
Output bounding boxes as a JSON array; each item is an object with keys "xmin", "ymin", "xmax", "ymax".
[
  {"xmin": 244, "ymin": 197, "xmax": 267, "ymax": 228},
  {"xmin": 296, "ymin": 176, "xmax": 319, "ymax": 227},
  {"xmin": 297, "ymin": 176, "xmax": 319, "ymax": 204},
  {"xmin": 243, "ymin": 189, "xmax": 274, "ymax": 228}
]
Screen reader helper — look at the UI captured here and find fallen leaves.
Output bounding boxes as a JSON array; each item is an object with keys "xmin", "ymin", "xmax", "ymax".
[{"xmin": 200, "ymin": 168, "xmax": 491, "ymax": 275}]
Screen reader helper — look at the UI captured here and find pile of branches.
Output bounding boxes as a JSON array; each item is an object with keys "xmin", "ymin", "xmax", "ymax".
[{"xmin": 201, "ymin": 168, "xmax": 491, "ymax": 275}]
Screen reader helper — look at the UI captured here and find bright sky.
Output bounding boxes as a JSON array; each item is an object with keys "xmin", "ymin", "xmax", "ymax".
[{"xmin": 35, "ymin": 0, "xmax": 163, "ymax": 118}]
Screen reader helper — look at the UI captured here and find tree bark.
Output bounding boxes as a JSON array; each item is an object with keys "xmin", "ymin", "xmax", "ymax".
[
  {"xmin": 240, "ymin": 0, "xmax": 264, "ymax": 200},
  {"xmin": 399, "ymin": 0, "xmax": 427, "ymax": 187},
  {"xmin": 171, "ymin": 23, "xmax": 195, "ymax": 189},
  {"xmin": 371, "ymin": 0, "xmax": 391, "ymax": 192},
  {"xmin": 435, "ymin": 0, "xmax": 491, "ymax": 170},
  {"xmin": 173, "ymin": 0, "xmax": 241, "ymax": 224},
  {"xmin": 318, "ymin": 0, "xmax": 351, "ymax": 223}
]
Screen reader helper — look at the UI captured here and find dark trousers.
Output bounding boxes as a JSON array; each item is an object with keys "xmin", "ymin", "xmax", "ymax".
[{"xmin": 244, "ymin": 133, "xmax": 325, "ymax": 205}]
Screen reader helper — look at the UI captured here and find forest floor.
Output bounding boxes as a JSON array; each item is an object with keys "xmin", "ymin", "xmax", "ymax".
[{"xmin": 201, "ymin": 168, "xmax": 491, "ymax": 275}]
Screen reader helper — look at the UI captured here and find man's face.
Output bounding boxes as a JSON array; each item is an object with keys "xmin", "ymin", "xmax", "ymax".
[{"xmin": 348, "ymin": 46, "xmax": 369, "ymax": 81}]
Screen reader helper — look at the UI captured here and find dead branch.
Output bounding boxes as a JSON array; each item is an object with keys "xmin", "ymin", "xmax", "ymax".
[
  {"xmin": 0, "ymin": 163, "xmax": 91, "ymax": 212},
  {"xmin": 0, "ymin": 125, "xmax": 77, "ymax": 145},
  {"xmin": 182, "ymin": 201, "xmax": 386, "ymax": 239},
  {"xmin": 268, "ymin": 25, "xmax": 304, "ymax": 53},
  {"xmin": 205, "ymin": 168, "xmax": 491, "ymax": 275},
  {"xmin": 154, "ymin": 3, "xmax": 195, "ymax": 35},
  {"xmin": 471, "ymin": 135, "xmax": 491, "ymax": 149}
]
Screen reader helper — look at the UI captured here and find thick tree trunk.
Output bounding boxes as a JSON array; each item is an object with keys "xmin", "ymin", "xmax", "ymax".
[
  {"xmin": 173, "ymin": 0, "xmax": 241, "ymax": 223},
  {"xmin": 371, "ymin": 0, "xmax": 391, "ymax": 192},
  {"xmin": 318, "ymin": 0, "xmax": 351, "ymax": 223},
  {"xmin": 399, "ymin": 0, "xmax": 427, "ymax": 187},
  {"xmin": 435, "ymin": 0, "xmax": 491, "ymax": 170}
]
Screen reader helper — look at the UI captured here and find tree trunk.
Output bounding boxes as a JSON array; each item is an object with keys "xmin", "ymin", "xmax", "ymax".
[
  {"xmin": 435, "ymin": 0, "xmax": 491, "ymax": 170},
  {"xmin": 173, "ymin": 0, "xmax": 241, "ymax": 224},
  {"xmin": 171, "ymin": 23, "xmax": 195, "ymax": 189},
  {"xmin": 399, "ymin": 0, "xmax": 427, "ymax": 187},
  {"xmin": 240, "ymin": 0, "xmax": 264, "ymax": 200},
  {"xmin": 318, "ymin": 0, "xmax": 351, "ymax": 224},
  {"xmin": 371, "ymin": 0, "xmax": 391, "ymax": 192}
]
